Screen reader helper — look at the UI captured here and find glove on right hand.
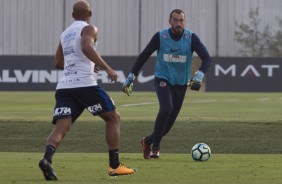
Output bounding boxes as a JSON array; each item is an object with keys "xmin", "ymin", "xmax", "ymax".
[{"xmin": 122, "ymin": 73, "xmax": 135, "ymax": 96}]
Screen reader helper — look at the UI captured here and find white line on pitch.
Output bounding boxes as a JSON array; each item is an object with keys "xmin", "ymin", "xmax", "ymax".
[
  {"xmin": 224, "ymin": 99, "xmax": 239, "ymax": 102},
  {"xmin": 257, "ymin": 98, "xmax": 271, "ymax": 101},
  {"xmin": 191, "ymin": 100, "xmax": 217, "ymax": 103},
  {"xmin": 121, "ymin": 102, "xmax": 158, "ymax": 107}
]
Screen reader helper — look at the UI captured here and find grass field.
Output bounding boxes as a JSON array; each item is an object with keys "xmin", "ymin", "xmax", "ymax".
[
  {"xmin": 1, "ymin": 153, "xmax": 282, "ymax": 184},
  {"xmin": 0, "ymin": 91, "xmax": 282, "ymax": 183}
]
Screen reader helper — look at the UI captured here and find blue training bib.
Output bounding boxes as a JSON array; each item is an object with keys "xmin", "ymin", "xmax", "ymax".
[{"xmin": 155, "ymin": 28, "xmax": 193, "ymax": 85}]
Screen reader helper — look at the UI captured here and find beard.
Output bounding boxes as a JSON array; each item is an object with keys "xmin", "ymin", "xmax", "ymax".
[{"xmin": 171, "ymin": 26, "xmax": 184, "ymax": 36}]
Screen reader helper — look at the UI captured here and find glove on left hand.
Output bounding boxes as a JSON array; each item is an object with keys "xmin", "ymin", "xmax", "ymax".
[{"xmin": 189, "ymin": 71, "xmax": 204, "ymax": 91}]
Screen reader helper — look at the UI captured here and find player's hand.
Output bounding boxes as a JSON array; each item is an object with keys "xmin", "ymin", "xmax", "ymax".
[
  {"xmin": 123, "ymin": 83, "xmax": 134, "ymax": 96},
  {"xmin": 107, "ymin": 68, "xmax": 118, "ymax": 82},
  {"xmin": 189, "ymin": 71, "xmax": 204, "ymax": 91},
  {"xmin": 94, "ymin": 65, "xmax": 100, "ymax": 73},
  {"xmin": 122, "ymin": 73, "xmax": 135, "ymax": 96}
]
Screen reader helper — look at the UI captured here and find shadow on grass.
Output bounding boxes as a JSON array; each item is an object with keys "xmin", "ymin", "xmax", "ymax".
[{"xmin": 1, "ymin": 120, "xmax": 282, "ymax": 153}]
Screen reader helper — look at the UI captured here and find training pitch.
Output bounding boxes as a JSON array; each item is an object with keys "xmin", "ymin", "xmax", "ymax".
[{"xmin": 0, "ymin": 91, "xmax": 282, "ymax": 183}]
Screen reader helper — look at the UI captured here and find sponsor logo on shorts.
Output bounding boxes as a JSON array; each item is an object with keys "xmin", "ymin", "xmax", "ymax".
[
  {"xmin": 160, "ymin": 81, "xmax": 167, "ymax": 87},
  {"xmin": 88, "ymin": 103, "xmax": 103, "ymax": 114},
  {"xmin": 53, "ymin": 107, "xmax": 71, "ymax": 116}
]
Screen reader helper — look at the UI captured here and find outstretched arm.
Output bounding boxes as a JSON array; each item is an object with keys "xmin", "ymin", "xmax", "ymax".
[
  {"xmin": 131, "ymin": 32, "xmax": 160, "ymax": 75},
  {"xmin": 122, "ymin": 32, "xmax": 159, "ymax": 96}
]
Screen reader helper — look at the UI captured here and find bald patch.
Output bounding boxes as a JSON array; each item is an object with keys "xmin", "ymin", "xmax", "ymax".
[{"xmin": 72, "ymin": 0, "xmax": 91, "ymax": 20}]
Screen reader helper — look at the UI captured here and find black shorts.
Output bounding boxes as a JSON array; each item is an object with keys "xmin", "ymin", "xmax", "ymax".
[{"xmin": 52, "ymin": 85, "xmax": 116, "ymax": 124}]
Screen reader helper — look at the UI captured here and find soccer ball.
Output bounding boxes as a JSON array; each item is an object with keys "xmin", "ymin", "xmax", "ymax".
[{"xmin": 191, "ymin": 143, "xmax": 211, "ymax": 161}]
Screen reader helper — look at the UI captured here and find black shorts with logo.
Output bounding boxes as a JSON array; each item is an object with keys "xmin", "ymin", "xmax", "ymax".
[{"xmin": 52, "ymin": 85, "xmax": 116, "ymax": 124}]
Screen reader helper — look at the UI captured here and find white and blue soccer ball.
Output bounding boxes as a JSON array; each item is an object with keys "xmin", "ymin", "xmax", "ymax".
[{"xmin": 191, "ymin": 143, "xmax": 211, "ymax": 161}]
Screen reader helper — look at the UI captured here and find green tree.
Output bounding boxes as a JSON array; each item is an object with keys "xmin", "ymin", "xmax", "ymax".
[{"xmin": 235, "ymin": 8, "xmax": 282, "ymax": 57}]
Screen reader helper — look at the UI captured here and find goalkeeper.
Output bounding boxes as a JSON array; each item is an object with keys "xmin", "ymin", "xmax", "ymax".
[{"xmin": 122, "ymin": 9, "xmax": 212, "ymax": 159}]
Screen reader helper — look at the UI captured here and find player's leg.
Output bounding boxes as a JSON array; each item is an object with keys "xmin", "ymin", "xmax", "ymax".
[
  {"xmin": 39, "ymin": 89, "xmax": 83, "ymax": 181},
  {"xmin": 99, "ymin": 110, "xmax": 120, "ymax": 159},
  {"xmin": 162, "ymin": 85, "xmax": 187, "ymax": 136},
  {"xmin": 99, "ymin": 111, "xmax": 136, "ymax": 176},
  {"xmin": 45, "ymin": 117, "xmax": 72, "ymax": 160},
  {"xmin": 141, "ymin": 136, "xmax": 151, "ymax": 159},
  {"xmin": 39, "ymin": 117, "xmax": 72, "ymax": 181},
  {"xmin": 144, "ymin": 78, "xmax": 174, "ymax": 158},
  {"xmin": 81, "ymin": 86, "xmax": 135, "ymax": 176}
]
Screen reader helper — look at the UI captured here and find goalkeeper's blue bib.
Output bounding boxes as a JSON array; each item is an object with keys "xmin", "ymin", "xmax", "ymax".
[{"xmin": 155, "ymin": 28, "xmax": 193, "ymax": 85}]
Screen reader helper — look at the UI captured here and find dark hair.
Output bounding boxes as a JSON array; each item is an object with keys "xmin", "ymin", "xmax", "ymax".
[{"xmin": 169, "ymin": 9, "xmax": 185, "ymax": 19}]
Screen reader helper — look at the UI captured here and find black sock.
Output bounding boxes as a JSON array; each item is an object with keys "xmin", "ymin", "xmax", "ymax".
[
  {"xmin": 43, "ymin": 145, "xmax": 56, "ymax": 164},
  {"xmin": 109, "ymin": 149, "xmax": 120, "ymax": 169}
]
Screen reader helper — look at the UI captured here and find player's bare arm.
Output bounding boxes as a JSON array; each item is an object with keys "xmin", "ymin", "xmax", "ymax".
[
  {"xmin": 54, "ymin": 43, "xmax": 64, "ymax": 69},
  {"xmin": 81, "ymin": 25, "xmax": 117, "ymax": 82}
]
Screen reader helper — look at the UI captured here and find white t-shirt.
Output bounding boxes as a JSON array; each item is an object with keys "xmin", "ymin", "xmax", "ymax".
[{"xmin": 57, "ymin": 20, "xmax": 97, "ymax": 89}]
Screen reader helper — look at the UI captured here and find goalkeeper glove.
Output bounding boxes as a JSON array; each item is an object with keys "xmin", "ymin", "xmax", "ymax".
[
  {"xmin": 122, "ymin": 72, "xmax": 135, "ymax": 96},
  {"xmin": 189, "ymin": 71, "xmax": 204, "ymax": 91}
]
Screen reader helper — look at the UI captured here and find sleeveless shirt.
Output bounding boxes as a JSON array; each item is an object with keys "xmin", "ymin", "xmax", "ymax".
[
  {"xmin": 155, "ymin": 28, "xmax": 193, "ymax": 85},
  {"xmin": 57, "ymin": 21, "xmax": 97, "ymax": 89}
]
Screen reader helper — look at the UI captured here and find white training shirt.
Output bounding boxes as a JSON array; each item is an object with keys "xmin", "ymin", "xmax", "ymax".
[{"xmin": 56, "ymin": 20, "xmax": 98, "ymax": 89}]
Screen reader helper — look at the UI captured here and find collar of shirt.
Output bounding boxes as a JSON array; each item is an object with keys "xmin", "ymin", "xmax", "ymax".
[{"xmin": 168, "ymin": 28, "xmax": 183, "ymax": 41}]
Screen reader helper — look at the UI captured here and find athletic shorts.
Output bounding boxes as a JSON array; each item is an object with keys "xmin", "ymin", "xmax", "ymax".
[{"xmin": 52, "ymin": 85, "xmax": 116, "ymax": 124}]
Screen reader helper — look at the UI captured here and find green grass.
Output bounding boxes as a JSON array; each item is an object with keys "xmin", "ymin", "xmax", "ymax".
[
  {"xmin": 0, "ymin": 91, "xmax": 281, "ymax": 122},
  {"xmin": 1, "ymin": 121, "xmax": 282, "ymax": 153},
  {"xmin": 0, "ymin": 91, "xmax": 282, "ymax": 183},
  {"xmin": 1, "ymin": 153, "xmax": 282, "ymax": 184}
]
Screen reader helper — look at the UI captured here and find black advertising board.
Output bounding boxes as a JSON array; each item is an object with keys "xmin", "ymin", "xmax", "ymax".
[
  {"xmin": 206, "ymin": 57, "xmax": 282, "ymax": 92},
  {"xmin": 0, "ymin": 56, "xmax": 155, "ymax": 91},
  {"xmin": 1, "ymin": 56, "xmax": 281, "ymax": 92}
]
